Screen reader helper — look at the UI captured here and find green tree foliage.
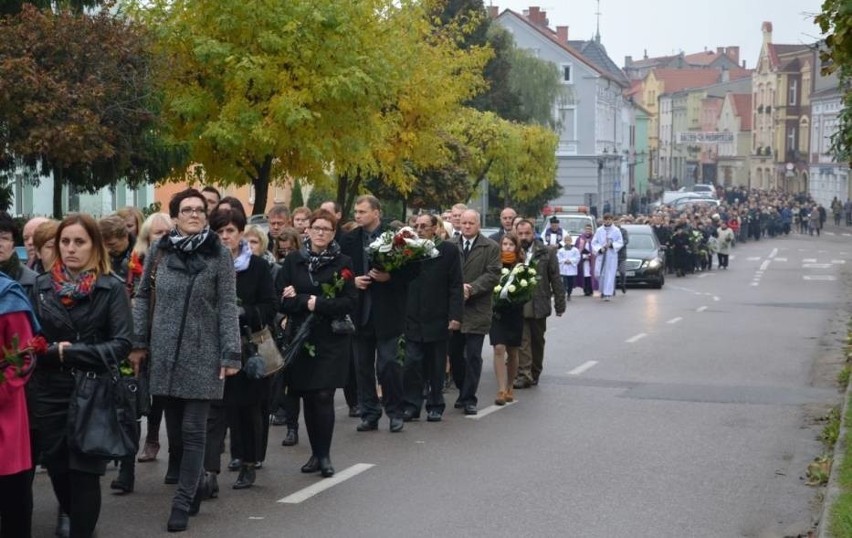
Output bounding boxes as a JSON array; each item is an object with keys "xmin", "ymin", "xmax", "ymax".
[
  {"xmin": 289, "ymin": 180, "xmax": 304, "ymax": 210},
  {"xmin": 816, "ymin": 0, "xmax": 852, "ymax": 164},
  {"xmin": 0, "ymin": 0, "xmax": 101, "ymax": 16},
  {"xmin": 0, "ymin": 5, "xmax": 178, "ymax": 217}
]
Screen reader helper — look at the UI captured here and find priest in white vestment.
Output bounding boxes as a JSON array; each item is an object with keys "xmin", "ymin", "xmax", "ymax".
[{"xmin": 591, "ymin": 215, "xmax": 624, "ymax": 300}]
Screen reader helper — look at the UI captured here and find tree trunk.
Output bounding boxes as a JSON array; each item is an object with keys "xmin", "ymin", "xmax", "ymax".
[
  {"xmin": 250, "ymin": 155, "xmax": 273, "ymax": 216},
  {"xmin": 338, "ymin": 170, "xmax": 363, "ymax": 218},
  {"xmin": 52, "ymin": 166, "xmax": 63, "ymax": 219}
]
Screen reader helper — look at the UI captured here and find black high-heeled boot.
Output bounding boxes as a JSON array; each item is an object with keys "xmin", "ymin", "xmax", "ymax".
[
  {"xmin": 233, "ymin": 464, "xmax": 256, "ymax": 489},
  {"xmin": 318, "ymin": 457, "xmax": 334, "ymax": 478},
  {"xmin": 164, "ymin": 453, "xmax": 180, "ymax": 485},
  {"xmin": 110, "ymin": 457, "xmax": 135, "ymax": 493}
]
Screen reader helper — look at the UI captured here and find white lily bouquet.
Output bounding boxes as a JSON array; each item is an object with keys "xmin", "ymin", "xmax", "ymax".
[
  {"xmin": 493, "ymin": 263, "xmax": 539, "ymax": 309},
  {"xmin": 366, "ymin": 226, "xmax": 439, "ymax": 272}
]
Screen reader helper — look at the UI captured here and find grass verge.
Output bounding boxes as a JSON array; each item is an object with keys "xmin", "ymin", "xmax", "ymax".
[{"xmin": 828, "ymin": 324, "xmax": 852, "ymax": 537}]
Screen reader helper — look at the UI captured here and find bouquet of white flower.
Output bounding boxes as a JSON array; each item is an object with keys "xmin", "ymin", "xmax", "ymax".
[
  {"xmin": 492, "ymin": 262, "xmax": 539, "ymax": 309},
  {"xmin": 366, "ymin": 226, "xmax": 439, "ymax": 272}
]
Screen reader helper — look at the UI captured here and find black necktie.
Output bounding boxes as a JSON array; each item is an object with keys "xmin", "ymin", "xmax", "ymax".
[{"xmin": 463, "ymin": 239, "xmax": 471, "ymax": 258}]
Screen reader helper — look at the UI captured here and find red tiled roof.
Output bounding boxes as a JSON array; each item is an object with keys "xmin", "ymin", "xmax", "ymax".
[
  {"xmin": 767, "ymin": 43, "xmax": 811, "ymax": 69},
  {"xmin": 683, "ymin": 50, "xmax": 721, "ymax": 66},
  {"xmin": 730, "ymin": 93, "xmax": 752, "ymax": 131},
  {"xmin": 652, "ymin": 67, "xmax": 751, "ymax": 94}
]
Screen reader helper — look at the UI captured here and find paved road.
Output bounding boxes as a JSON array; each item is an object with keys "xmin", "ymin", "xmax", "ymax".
[{"xmin": 31, "ymin": 227, "xmax": 852, "ymax": 537}]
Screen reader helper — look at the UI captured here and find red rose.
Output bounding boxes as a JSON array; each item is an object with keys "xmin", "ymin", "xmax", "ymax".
[
  {"xmin": 27, "ymin": 336, "xmax": 48, "ymax": 355},
  {"xmin": 393, "ymin": 235, "xmax": 406, "ymax": 247},
  {"xmin": 340, "ymin": 268, "xmax": 354, "ymax": 281},
  {"xmin": 403, "ymin": 248, "xmax": 413, "ymax": 257}
]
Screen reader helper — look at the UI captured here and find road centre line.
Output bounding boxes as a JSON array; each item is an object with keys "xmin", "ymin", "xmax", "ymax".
[
  {"xmin": 774, "ymin": 257, "xmax": 787, "ymax": 262},
  {"xmin": 747, "ymin": 257, "xmax": 761, "ymax": 261},
  {"xmin": 832, "ymin": 260, "xmax": 846, "ymax": 264},
  {"xmin": 666, "ymin": 317, "xmax": 683, "ymax": 324},
  {"xmin": 759, "ymin": 260, "xmax": 770, "ymax": 271},
  {"xmin": 713, "ymin": 296, "xmax": 720, "ymax": 302},
  {"xmin": 769, "ymin": 248, "xmax": 778, "ymax": 258},
  {"xmin": 803, "ymin": 258, "xmax": 817, "ymax": 263},
  {"xmin": 568, "ymin": 361, "xmax": 598, "ymax": 375},
  {"xmin": 696, "ymin": 306, "xmax": 708, "ymax": 312},
  {"xmin": 626, "ymin": 333, "xmax": 647, "ymax": 343},
  {"xmin": 465, "ymin": 401, "xmax": 516, "ymax": 420},
  {"xmin": 278, "ymin": 463, "xmax": 375, "ymax": 504}
]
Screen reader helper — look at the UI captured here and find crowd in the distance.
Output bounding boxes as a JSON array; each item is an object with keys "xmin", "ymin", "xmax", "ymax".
[{"xmin": 0, "ymin": 184, "xmax": 836, "ymax": 537}]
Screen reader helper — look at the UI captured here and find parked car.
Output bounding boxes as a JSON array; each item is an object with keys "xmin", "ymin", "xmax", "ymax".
[
  {"xmin": 536, "ymin": 212, "xmax": 597, "ymax": 239},
  {"xmin": 691, "ymin": 184, "xmax": 717, "ymax": 198},
  {"xmin": 621, "ymin": 224, "xmax": 665, "ymax": 289}
]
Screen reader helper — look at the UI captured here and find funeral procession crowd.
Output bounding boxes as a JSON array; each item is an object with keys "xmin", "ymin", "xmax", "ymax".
[{"xmin": 0, "ymin": 183, "xmax": 839, "ymax": 536}]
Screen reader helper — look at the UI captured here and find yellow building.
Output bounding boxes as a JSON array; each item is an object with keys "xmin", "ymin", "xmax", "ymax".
[{"xmin": 750, "ymin": 21, "xmax": 813, "ymax": 192}]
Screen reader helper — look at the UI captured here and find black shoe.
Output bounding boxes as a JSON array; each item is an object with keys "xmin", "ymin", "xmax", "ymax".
[
  {"xmin": 55, "ymin": 509, "xmax": 70, "ymax": 538},
  {"xmin": 167, "ymin": 507, "xmax": 189, "ymax": 533},
  {"xmin": 301, "ymin": 456, "xmax": 320, "ymax": 473},
  {"xmin": 318, "ymin": 457, "xmax": 335, "ymax": 478},
  {"xmin": 356, "ymin": 420, "xmax": 378, "ymax": 432},
  {"xmin": 233, "ymin": 465, "xmax": 256, "ymax": 489},
  {"xmin": 200, "ymin": 472, "xmax": 218, "ymax": 500},
  {"xmin": 426, "ymin": 411, "xmax": 442, "ymax": 422},
  {"xmin": 389, "ymin": 417, "xmax": 404, "ymax": 432},
  {"xmin": 227, "ymin": 458, "xmax": 242, "ymax": 472},
  {"xmin": 512, "ymin": 378, "xmax": 531, "ymax": 389},
  {"xmin": 281, "ymin": 428, "xmax": 298, "ymax": 446},
  {"xmin": 453, "ymin": 401, "xmax": 464, "ymax": 409},
  {"xmin": 348, "ymin": 406, "xmax": 360, "ymax": 418},
  {"xmin": 463, "ymin": 404, "xmax": 477, "ymax": 415},
  {"xmin": 164, "ymin": 456, "xmax": 180, "ymax": 485},
  {"xmin": 402, "ymin": 408, "xmax": 420, "ymax": 422},
  {"xmin": 255, "ymin": 461, "xmax": 263, "ymax": 470},
  {"xmin": 270, "ymin": 409, "xmax": 287, "ymax": 426},
  {"xmin": 110, "ymin": 461, "xmax": 135, "ymax": 493}
]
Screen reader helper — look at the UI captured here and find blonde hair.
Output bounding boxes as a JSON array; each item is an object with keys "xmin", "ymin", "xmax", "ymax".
[
  {"xmin": 133, "ymin": 212, "xmax": 172, "ymax": 257},
  {"xmin": 244, "ymin": 225, "xmax": 269, "ymax": 251},
  {"xmin": 116, "ymin": 206, "xmax": 144, "ymax": 235}
]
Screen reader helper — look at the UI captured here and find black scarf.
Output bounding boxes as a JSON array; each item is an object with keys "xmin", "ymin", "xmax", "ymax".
[
  {"xmin": 168, "ymin": 226, "xmax": 211, "ymax": 253},
  {"xmin": 0, "ymin": 251, "xmax": 22, "ymax": 280},
  {"xmin": 301, "ymin": 238, "xmax": 340, "ymax": 274}
]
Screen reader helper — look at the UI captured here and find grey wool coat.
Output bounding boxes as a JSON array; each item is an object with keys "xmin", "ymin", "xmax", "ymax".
[
  {"xmin": 132, "ymin": 233, "xmax": 242, "ymax": 400},
  {"xmin": 452, "ymin": 234, "xmax": 501, "ymax": 334}
]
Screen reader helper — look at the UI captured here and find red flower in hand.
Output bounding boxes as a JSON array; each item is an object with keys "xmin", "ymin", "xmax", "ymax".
[
  {"xmin": 27, "ymin": 336, "xmax": 48, "ymax": 355},
  {"xmin": 340, "ymin": 268, "xmax": 354, "ymax": 281}
]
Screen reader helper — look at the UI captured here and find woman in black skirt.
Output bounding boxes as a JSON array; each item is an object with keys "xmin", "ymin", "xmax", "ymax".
[{"xmin": 489, "ymin": 232, "xmax": 524, "ymax": 406}]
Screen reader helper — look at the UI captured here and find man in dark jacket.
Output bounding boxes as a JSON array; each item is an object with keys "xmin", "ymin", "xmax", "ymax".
[
  {"xmin": 513, "ymin": 220, "xmax": 565, "ymax": 388},
  {"xmin": 339, "ymin": 195, "xmax": 411, "ymax": 433},
  {"xmin": 402, "ymin": 214, "xmax": 463, "ymax": 422},
  {"xmin": 488, "ymin": 207, "xmax": 517, "ymax": 242},
  {"xmin": 0, "ymin": 213, "xmax": 37, "ymax": 295},
  {"xmin": 449, "ymin": 209, "xmax": 500, "ymax": 415}
]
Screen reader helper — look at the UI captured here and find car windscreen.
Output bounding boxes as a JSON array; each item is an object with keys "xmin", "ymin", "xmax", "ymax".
[
  {"xmin": 627, "ymin": 234, "xmax": 656, "ymax": 250},
  {"xmin": 557, "ymin": 217, "xmax": 592, "ymax": 234}
]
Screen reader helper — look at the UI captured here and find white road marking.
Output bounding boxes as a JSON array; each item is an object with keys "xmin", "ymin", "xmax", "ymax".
[
  {"xmin": 803, "ymin": 275, "xmax": 837, "ymax": 281},
  {"xmin": 759, "ymin": 260, "xmax": 770, "ymax": 271},
  {"xmin": 774, "ymin": 257, "xmax": 787, "ymax": 262},
  {"xmin": 568, "ymin": 361, "xmax": 598, "ymax": 375},
  {"xmin": 750, "ymin": 282, "xmax": 759, "ymax": 286},
  {"xmin": 747, "ymin": 257, "xmax": 761, "ymax": 261},
  {"xmin": 666, "ymin": 317, "xmax": 683, "ymax": 324},
  {"xmin": 465, "ymin": 401, "xmax": 517, "ymax": 420},
  {"xmin": 712, "ymin": 296, "xmax": 720, "ymax": 302},
  {"xmin": 803, "ymin": 258, "xmax": 817, "ymax": 263},
  {"xmin": 729, "ymin": 255, "xmax": 736, "ymax": 260},
  {"xmin": 696, "ymin": 306, "xmax": 708, "ymax": 312},
  {"xmin": 843, "ymin": 234, "xmax": 851, "ymax": 237},
  {"xmin": 278, "ymin": 463, "xmax": 376, "ymax": 504},
  {"xmin": 803, "ymin": 263, "xmax": 833, "ymax": 269},
  {"xmin": 769, "ymin": 248, "xmax": 778, "ymax": 258},
  {"xmin": 825, "ymin": 232, "xmax": 836, "ymax": 236},
  {"xmin": 697, "ymin": 273, "xmax": 710, "ymax": 278},
  {"xmin": 832, "ymin": 260, "xmax": 846, "ymax": 264},
  {"xmin": 626, "ymin": 333, "xmax": 647, "ymax": 343}
]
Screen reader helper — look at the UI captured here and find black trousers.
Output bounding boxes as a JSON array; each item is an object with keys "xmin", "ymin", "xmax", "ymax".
[
  {"xmin": 226, "ymin": 402, "xmax": 264, "ymax": 464},
  {"xmin": 403, "ymin": 339, "xmax": 447, "ymax": 415},
  {"xmin": 0, "ymin": 469, "xmax": 33, "ymax": 538},
  {"xmin": 717, "ymin": 253, "xmax": 729, "ymax": 268},
  {"xmin": 47, "ymin": 469, "xmax": 100, "ymax": 538},
  {"xmin": 448, "ymin": 331, "xmax": 485, "ymax": 406},
  {"xmin": 343, "ymin": 348, "xmax": 358, "ymax": 409},
  {"xmin": 282, "ymin": 388, "xmax": 301, "ymax": 431},
  {"xmin": 297, "ymin": 389, "xmax": 336, "ymax": 459},
  {"xmin": 163, "ymin": 398, "xmax": 209, "ymax": 512},
  {"xmin": 354, "ymin": 334, "xmax": 404, "ymax": 421},
  {"xmin": 144, "ymin": 398, "xmax": 164, "ymax": 445},
  {"xmin": 204, "ymin": 403, "xmax": 226, "ymax": 473}
]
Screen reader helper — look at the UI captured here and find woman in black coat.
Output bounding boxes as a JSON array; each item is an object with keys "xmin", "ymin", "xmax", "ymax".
[
  {"xmin": 207, "ymin": 209, "xmax": 276, "ymax": 491},
  {"xmin": 279, "ymin": 209, "xmax": 356, "ymax": 478},
  {"xmin": 30, "ymin": 213, "xmax": 133, "ymax": 538}
]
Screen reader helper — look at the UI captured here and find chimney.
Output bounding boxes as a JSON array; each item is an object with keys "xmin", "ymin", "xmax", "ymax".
[
  {"xmin": 742, "ymin": 60, "xmax": 746, "ymax": 69},
  {"xmin": 526, "ymin": 6, "xmax": 549, "ymax": 28},
  {"xmin": 716, "ymin": 46, "xmax": 724, "ymax": 56},
  {"xmin": 761, "ymin": 21, "xmax": 773, "ymax": 45},
  {"xmin": 625, "ymin": 55, "xmax": 633, "ymax": 67},
  {"xmin": 487, "ymin": 5, "xmax": 498, "ymax": 18},
  {"xmin": 727, "ymin": 46, "xmax": 740, "ymax": 63},
  {"xmin": 556, "ymin": 25, "xmax": 569, "ymax": 44}
]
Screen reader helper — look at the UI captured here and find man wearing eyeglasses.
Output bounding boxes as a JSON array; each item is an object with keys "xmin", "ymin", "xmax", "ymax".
[
  {"xmin": 339, "ymin": 195, "xmax": 411, "ymax": 433},
  {"xmin": 401, "ymin": 214, "xmax": 463, "ymax": 422}
]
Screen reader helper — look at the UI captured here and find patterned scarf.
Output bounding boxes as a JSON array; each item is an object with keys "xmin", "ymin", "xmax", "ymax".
[
  {"xmin": 301, "ymin": 238, "xmax": 340, "ymax": 274},
  {"xmin": 51, "ymin": 261, "xmax": 96, "ymax": 307},
  {"xmin": 233, "ymin": 240, "xmax": 252, "ymax": 273},
  {"xmin": 168, "ymin": 226, "xmax": 211, "ymax": 253}
]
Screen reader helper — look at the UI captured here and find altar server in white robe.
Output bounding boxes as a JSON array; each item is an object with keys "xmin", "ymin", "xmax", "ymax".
[{"xmin": 591, "ymin": 214, "xmax": 623, "ymax": 301}]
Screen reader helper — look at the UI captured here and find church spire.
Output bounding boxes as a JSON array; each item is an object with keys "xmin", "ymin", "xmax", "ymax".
[{"xmin": 595, "ymin": 0, "xmax": 602, "ymax": 43}]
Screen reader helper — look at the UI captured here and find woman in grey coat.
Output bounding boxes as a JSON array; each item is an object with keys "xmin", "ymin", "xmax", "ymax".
[{"xmin": 130, "ymin": 188, "xmax": 241, "ymax": 533}]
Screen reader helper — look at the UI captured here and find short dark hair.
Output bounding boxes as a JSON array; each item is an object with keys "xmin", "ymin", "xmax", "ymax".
[
  {"xmin": 210, "ymin": 208, "xmax": 247, "ymax": 232},
  {"xmin": 169, "ymin": 188, "xmax": 208, "ymax": 219},
  {"xmin": 201, "ymin": 186, "xmax": 221, "ymax": 200},
  {"xmin": 320, "ymin": 200, "xmax": 342, "ymax": 214},
  {"xmin": 354, "ymin": 195, "xmax": 380, "ymax": 211},
  {"xmin": 515, "ymin": 219, "xmax": 535, "ymax": 231},
  {"xmin": 309, "ymin": 209, "xmax": 338, "ymax": 230},
  {"xmin": 416, "ymin": 213, "xmax": 438, "ymax": 227},
  {"xmin": 0, "ymin": 212, "xmax": 18, "ymax": 239},
  {"xmin": 98, "ymin": 215, "xmax": 129, "ymax": 240},
  {"xmin": 216, "ymin": 196, "xmax": 246, "ymax": 217}
]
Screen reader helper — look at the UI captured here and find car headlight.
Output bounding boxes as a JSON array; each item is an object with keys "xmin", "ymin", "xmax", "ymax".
[{"xmin": 648, "ymin": 258, "xmax": 662, "ymax": 269}]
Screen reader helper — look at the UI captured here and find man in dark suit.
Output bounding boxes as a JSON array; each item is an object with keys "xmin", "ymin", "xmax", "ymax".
[
  {"xmin": 339, "ymin": 195, "xmax": 410, "ymax": 433},
  {"xmin": 488, "ymin": 207, "xmax": 517, "ymax": 242},
  {"xmin": 448, "ymin": 209, "xmax": 500, "ymax": 415},
  {"xmin": 402, "ymin": 214, "xmax": 464, "ymax": 422}
]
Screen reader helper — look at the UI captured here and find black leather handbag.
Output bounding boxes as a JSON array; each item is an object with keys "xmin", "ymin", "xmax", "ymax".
[{"xmin": 67, "ymin": 348, "xmax": 139, "ymax": 459}]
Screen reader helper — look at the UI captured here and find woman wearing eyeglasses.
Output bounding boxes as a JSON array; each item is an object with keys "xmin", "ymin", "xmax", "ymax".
[
  {"xmin": 277, "ymin": 209, "xmax": 356, "ymax": 478},
  {"xmin": 130, "ymin": 188, "xmax": 241, "ymax": 533}
]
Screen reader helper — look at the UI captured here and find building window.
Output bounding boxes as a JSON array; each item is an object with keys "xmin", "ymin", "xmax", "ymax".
[
  {"xmin": 788, "ymin": 80, "xmax": 797, "ymax": 106},
  {"xmin": 560, "ymin": 63, "xmax": 573, "ymax": 84},
  {"xmin": 787, "ymin": 127, "xmax": 797, "ymax": 151}
]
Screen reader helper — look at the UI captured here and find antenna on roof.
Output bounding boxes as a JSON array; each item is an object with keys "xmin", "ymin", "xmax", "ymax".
[{"xmin": 595, "ymin": 0, "xmax": 602, "ymax": 43}]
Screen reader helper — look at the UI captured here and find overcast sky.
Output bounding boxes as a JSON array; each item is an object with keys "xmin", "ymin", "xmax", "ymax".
[{"xmin": 493, "ymin": 0, "xmax": 823, "ymax": 69}]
